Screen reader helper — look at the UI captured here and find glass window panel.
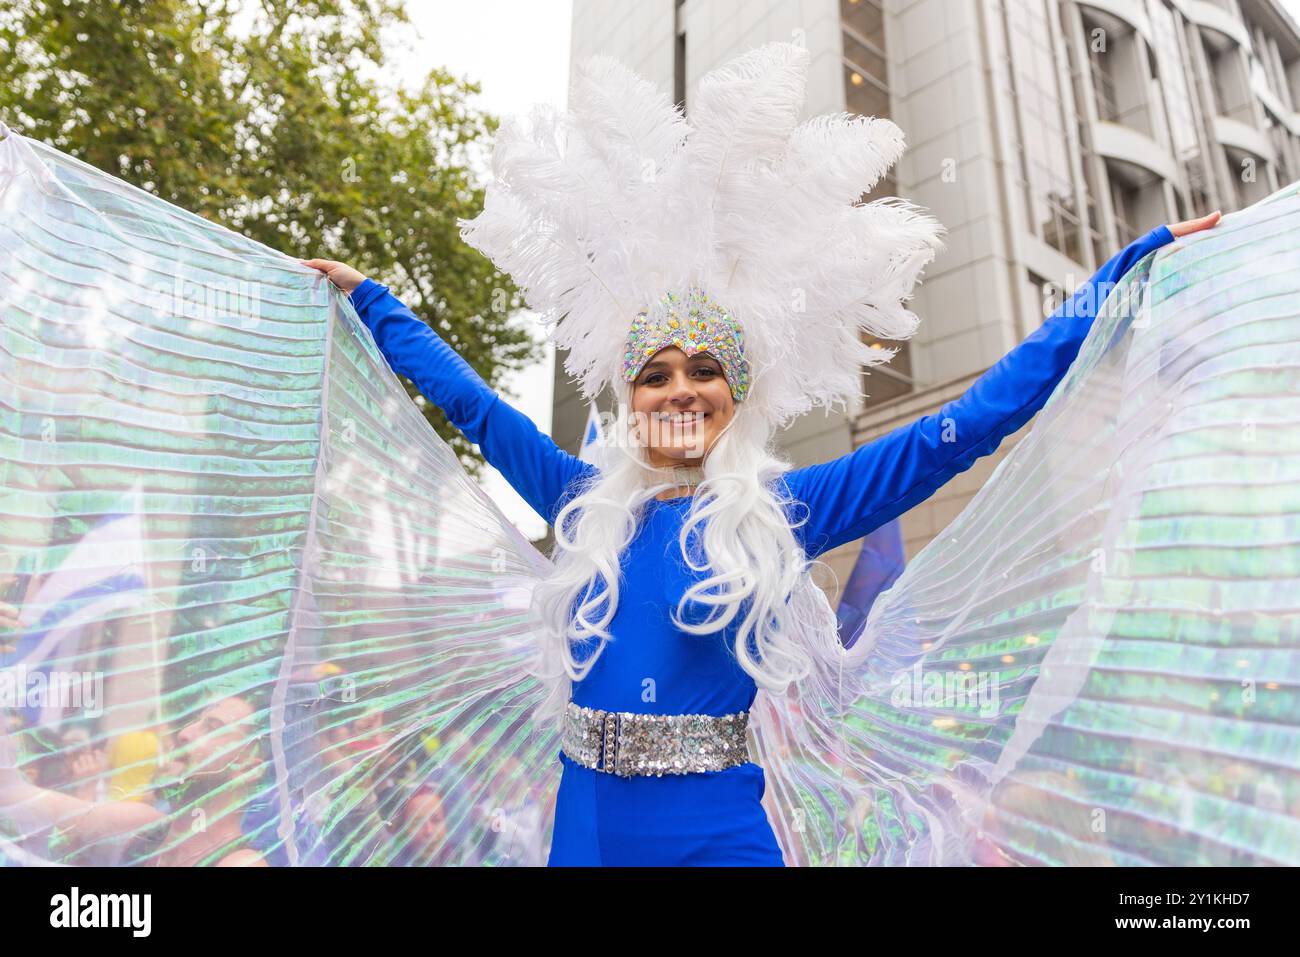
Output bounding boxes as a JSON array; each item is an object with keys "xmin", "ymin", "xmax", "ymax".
[
  {"xmin": 844, "ymin": 64, "xmax": 890, "ymax": 117},
  {"xmin": 1026, "ymin": 269, "xmax": 1061, "ymax": 325},
  {"xmin": 860, "ymin": 338, "xmax": 913, "ymax": 408},
  {"xmin": 842, "ymin": 29, "xmax": 887, "ymax": 85},
  {"xmin": 1006, "ymin": 0, "xmax": 1084, "ymax": 260},
  {"xmin": 841, "ymin": 0, "xmax": 884, "ymax": 49}
]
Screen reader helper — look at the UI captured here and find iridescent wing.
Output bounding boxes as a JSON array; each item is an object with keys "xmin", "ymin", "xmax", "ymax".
[
  {"xmin": 752, "ymin": 183, "xmax": 1300, "ymax": 865},
  {"xmin": 0, "ymin": 130, "xmax": 560, "ymax": 867},
  {"xmin": 6, "ymin": 126, "xmax": 1299, "ymax": 869}
]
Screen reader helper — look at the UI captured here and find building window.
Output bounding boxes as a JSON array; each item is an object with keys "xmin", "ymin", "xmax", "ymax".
[
  {"xmin": 674, "ymin": 0, "xmax": 686, "ymax": 112},
  {"xmin": 1026, "ymin": 269, "xmax": 1063, "ymax": 327},
  {"xmin": 842, "ymin": 7, "xmax": 889, "ymax": 126},
  {"xmin": 1110, "ymin": 176, "xmax": 1140, "ymax": 246},
  {"xmin": 1041, "ymin": 194, "xmax": 1084, "ymax": 264},
  {"xmin": 841, "ymin": 0, "xmax": 883, "ymax": 48},
  {"xmin": 842, "ymin": 0, "xmax": 888, "ymax": 123},
  {"xmin": 1104, "ymin": 156, "xmax": 1170, "ymax": 243},
  {"xmin": 842, "ymin": 27, "xmax": 887, "ymax": 88},
  {"xmin": 1149, "ymin": 3, "xmax": 1200, "ymax": 157},
  {"xmin": 1003, "ymin": 0, "xmax": 1086, "ymax": 262},
  {"xmin": 859, "ymin": 340, "xmax": 914, "ymax": 407},
  {"xmin": 842, "ymin": 0, "xmax": 907, "ymax": 409},
  {"xmin": 1201, "ymin": 32, "xmax": 1252, "ymax": 122},
  {"xmin": 1088, "ymin": 33, "xmax": 1121, "ymax": 122},
  {"xmin": 1060, "ymin": 6, "xmax": 1112, "ymax": 269},
  {"xmin": 1149, "ymin": 0, "xmax": 1205, "ymax": 224},
  {"xmin": 1079, "ymin": 9, "xmax": 1156, "ymax": 137},
  {"xmin": 1251, "ymin": 27, "xmax": 1291, "ymax": 109},
  {"xmin": 1265, "ymin": 109, "xmax": 1297, "ymax": 184},
  {"xmin": 844, "ymin": 65, "xmax": 890, "ymax": 121},
  {"xmin": 1083, "ymin": 182, "xmax": 1106, "ymax": 267}
]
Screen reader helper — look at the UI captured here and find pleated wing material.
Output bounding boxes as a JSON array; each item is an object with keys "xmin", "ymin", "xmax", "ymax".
[
  {"xmin": 749, "ymin": 184, "xmax": 1300, "ymax": 865},
  {"xmin": 4, "ymin": 128, "xmax": 1300, "ymax": 868},
  {"xmin": 0, "ymin": 131, "xmax": 559, "ymax": 866}
]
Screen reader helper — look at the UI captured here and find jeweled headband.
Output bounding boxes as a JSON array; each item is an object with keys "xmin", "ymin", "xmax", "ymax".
[{"xmin": 622, "ymin": 286, "xmax": 751, "ymax": 402}]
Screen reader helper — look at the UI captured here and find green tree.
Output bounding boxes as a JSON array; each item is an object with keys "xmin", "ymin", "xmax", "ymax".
[{"xmin": 0, "ymin": 0, "xmax": 536, "ymax": 469}]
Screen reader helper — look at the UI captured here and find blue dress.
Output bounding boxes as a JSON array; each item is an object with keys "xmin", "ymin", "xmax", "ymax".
[{"xmin": 348, "ymin": 224, "xmax": 1173, "ymax": 866}]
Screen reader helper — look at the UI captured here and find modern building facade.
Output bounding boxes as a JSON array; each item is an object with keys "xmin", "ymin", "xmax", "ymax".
[{"xmin": 558, "ymin": 0, "xmax": 1300, "ymax": 600}]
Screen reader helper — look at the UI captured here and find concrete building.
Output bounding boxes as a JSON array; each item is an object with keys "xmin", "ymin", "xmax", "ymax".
[{"xmin": 556, "ymin": 0, "xmax": 1300, "ymax": 599}]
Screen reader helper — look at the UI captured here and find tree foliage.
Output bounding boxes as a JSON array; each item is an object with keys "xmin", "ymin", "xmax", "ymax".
[{"xmin": 0, "ymin": 0, "xmax": 535, "ymax": 467}]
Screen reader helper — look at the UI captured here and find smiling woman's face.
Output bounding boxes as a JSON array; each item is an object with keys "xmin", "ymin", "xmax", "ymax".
[{"xmin": 630, "ymin": 347, "xmax": 736, "ymax": 466}]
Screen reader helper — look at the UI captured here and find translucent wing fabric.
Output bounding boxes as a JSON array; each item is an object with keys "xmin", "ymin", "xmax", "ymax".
[
  {"xmin": 751, "ymin": 185, "xmax": 1300, "ymax": 865},
  {"xmin": 0, "ymin": 131, "xmax": 560, "ymax": 866},
  {"xmin": 3, "ymin": 129, "xmax": 1299, "ymax": 867}
]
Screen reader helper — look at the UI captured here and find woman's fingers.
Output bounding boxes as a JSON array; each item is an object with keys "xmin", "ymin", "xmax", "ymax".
[
  {"xmin": 299, "ymin": 258, "xmax": 366, "ymax": 292},
  {"xmin": 1168, "ymin": 210, "xmax": 1222, "ymax": 238}
]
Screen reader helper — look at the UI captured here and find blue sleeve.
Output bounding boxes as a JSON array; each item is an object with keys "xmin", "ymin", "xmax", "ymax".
[
  {"xmin": 784, "ymin": 223, "xmax": 1176, "ymax": 558},
  {"xmin": 348, "ymin": 278, "xmax": 597, "ymax": 527}
]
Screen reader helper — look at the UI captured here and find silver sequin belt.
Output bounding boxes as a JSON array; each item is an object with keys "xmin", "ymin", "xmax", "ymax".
[{"xmin": 560, "ymin": 702, "xmax": 750, "ymax": 777}]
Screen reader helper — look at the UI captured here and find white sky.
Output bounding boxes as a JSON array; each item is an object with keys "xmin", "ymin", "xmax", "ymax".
[{"xmin": 389, "ymin": 1, "xmax": 574, "ymax": 541}]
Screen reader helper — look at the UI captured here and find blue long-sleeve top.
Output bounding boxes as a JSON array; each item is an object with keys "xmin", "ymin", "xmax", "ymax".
[{"xmin": 349, "ymin": 223, "xmax": 1173, "ymax": 717}]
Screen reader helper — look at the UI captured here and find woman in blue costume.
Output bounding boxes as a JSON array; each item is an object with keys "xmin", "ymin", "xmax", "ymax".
[
  {"xmin": 304, "ymin": 216, "xmax": 1217, "ymax": 866},
  {"xmin": 305, "ymin": 44, "xmax": 1220, "ymax": 866}
]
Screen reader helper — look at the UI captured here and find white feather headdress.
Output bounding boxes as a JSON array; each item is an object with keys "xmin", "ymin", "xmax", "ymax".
[{"xmin": 458, "ymin": 42, "xmax": 946, "ymax": 428}]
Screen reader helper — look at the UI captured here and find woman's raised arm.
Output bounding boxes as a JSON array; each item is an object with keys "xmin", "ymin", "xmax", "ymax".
[
  {"xmin": 302, "ymin": 260, "xmax": 596, "ymax": 527},
  {"xmin": 783, "ymin": 213, "xmax": 1221, "ymax": 559}
]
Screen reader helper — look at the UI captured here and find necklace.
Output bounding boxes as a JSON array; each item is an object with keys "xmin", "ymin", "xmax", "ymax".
[{"xmin": 655, "ymin": 464, "xmax": 704, "ymax": 498}]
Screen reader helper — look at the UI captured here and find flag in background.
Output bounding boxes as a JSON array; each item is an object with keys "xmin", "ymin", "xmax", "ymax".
[
  {"xmin": 578, "ymin": 401, "xmax": 603, "ymax": 465},
  {"xmin": 10, "ymin": 481, "xmax": 149, "ymax": 728},
  {"xmin": 836, "ymin": 518, "xmax": 906, "ymax": 650}
]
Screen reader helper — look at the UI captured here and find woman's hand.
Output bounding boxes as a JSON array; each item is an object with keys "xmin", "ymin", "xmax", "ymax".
[
  {"xmin": 1168, "ymin": 211, "xmax": 1222, "ymax": 238},
  {"xmin": 300, "ymin": 258, "xmax": 368, "ymax": 295}
]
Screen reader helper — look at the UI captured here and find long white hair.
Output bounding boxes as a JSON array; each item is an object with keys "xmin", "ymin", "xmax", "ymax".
[{"xmin": 529, "ymin": 385, "xmax": 839, "ymax": 725}]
